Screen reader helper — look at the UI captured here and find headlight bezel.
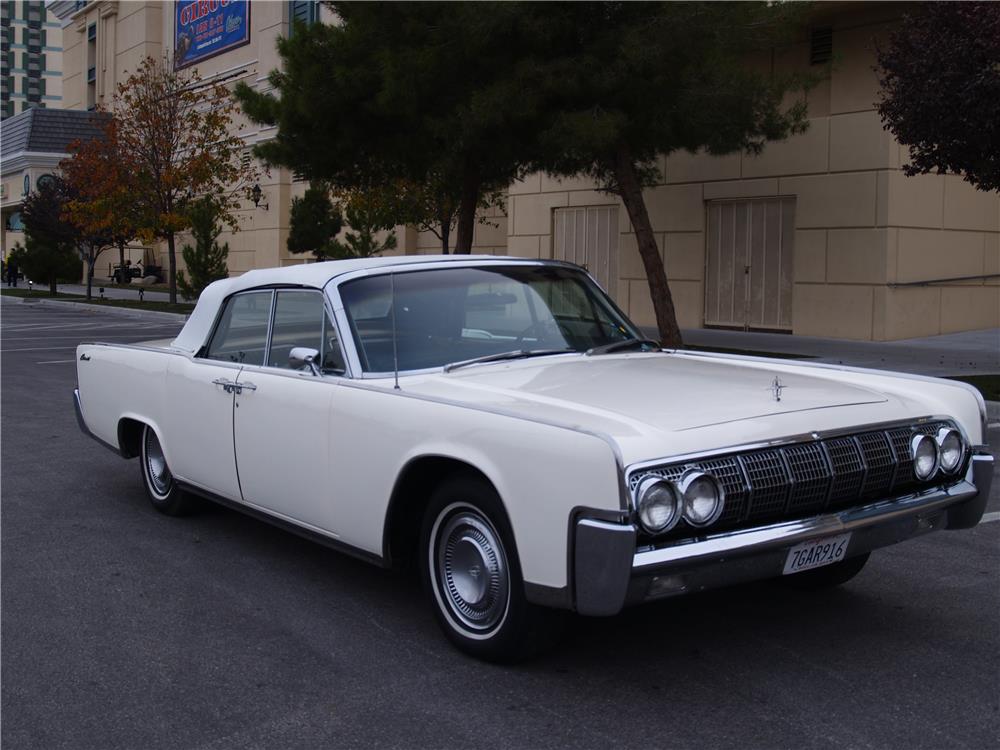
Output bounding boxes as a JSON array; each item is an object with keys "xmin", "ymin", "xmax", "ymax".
[
  {"xmin": 911, "ymin": 433, "xmax": 940, "ymax": 481},
  {"xmin": 677, "ymin": 469, "xmax": 726, "ymax": 527},
  {"xmin": 635, "ymin": 476, "xmax": 683, "ymax": 534},
  {"xmin": 935, "ymin": 427, "xmax": 965, "ymax": 474}
]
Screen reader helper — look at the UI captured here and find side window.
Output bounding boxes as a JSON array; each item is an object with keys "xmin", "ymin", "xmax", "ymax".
[
  {"xmin": 267, "ymin": 290, "xmax": 346, "ymax": 374},
  {"xmin": 204, "ymin": 291, "xmax": 273, "ymax": 365}
]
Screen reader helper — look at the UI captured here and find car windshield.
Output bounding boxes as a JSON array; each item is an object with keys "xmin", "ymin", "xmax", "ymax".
[{"xmin": 339, "ymin": 265, "xmax": 644, "ymax": 373}]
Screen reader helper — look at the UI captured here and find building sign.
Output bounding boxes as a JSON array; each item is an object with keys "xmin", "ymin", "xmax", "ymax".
[{"xmin": 174, "ymin": 0, "xmax": 250, "ymax": 70}]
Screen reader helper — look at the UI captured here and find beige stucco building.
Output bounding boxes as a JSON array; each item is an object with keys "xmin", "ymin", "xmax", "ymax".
[{"xmin": 31, "ymin": 1, "xmax": 1000, "ymax": 340}]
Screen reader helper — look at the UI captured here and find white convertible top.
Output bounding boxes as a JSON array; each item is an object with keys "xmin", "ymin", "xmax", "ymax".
[{"xmin": 170, "ymin": 254, "xmax": 516, "ymax": 353}]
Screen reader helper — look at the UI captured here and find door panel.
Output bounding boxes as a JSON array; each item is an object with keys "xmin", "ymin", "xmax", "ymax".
[
  {"xmin": 162, "ymin": 357, "xmax": 241, "ymax": 500},
  {"xmin": 553, "ymin": 205, "xmax": 619, "ymax": 296},
  {"xmin": 705, "ymin": 197, "xmax": 795, "ymax": 330},
  {"xmin": 232, "ymin": 369, "xmax": 338, "ymax": 533}
]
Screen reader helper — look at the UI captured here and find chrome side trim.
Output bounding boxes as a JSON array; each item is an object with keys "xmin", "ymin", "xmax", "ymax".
[{"xmin": 632, "ymin": 477, "xmax": 978, "ymax": 572}]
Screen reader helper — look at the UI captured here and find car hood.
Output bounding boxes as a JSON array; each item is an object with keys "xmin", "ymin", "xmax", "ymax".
[{"xmin": 406, "ymin": 352, "xmax": 898, "ymax": 464}]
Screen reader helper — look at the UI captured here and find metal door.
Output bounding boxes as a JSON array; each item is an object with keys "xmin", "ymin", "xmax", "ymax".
[
  {"xmin": 705, "ymin": 197, "xmax": 794, "ymax": 330},
  {"xmin": 553, "ymin": 206, "xmax": 619, "ymax": 294}
]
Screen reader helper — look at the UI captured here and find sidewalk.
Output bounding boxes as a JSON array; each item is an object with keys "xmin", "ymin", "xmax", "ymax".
[
  {"xmin": 56, "ymin": 283, "xmax": 174, "ymax": 303},
  {"xmin": 671, "ymin": 326, "xmax": 1000, "ymax": 377}
]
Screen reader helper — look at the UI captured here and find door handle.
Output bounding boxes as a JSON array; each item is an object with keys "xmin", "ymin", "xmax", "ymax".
[
  {"xmin": 212, "ymin": 377, "xmax": 238, "ymax": 394},
  {"xmin": 237, "ymin": 381, "xmax": 257, "ymax": 392}
]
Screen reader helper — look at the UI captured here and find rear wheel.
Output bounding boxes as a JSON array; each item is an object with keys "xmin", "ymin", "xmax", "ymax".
[
  {"xmin": 420, "ymin": 476, "xmax": 562, "ymax": 662},
  {"xmin": 781, "ymin": 552, "xmax": 870, "ymax": 591},
  {"xmin": 140, "ymin": 424, "xmax": 197, "ymax": 516}
]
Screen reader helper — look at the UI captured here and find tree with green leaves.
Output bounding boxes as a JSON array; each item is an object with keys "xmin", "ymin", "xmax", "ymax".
[
  {"xmin": 112, "ymin": 56, "xmax": 258, "ymax": 303},
  {"xmin": 523, "ymin": 2, "xmax": 815, "ymax": 346},
  {"xmin": 177, "ymin": 197, "xmax": 230, "ymax": 301},
  {"xmin": 6, "ymin": 237, "xmax": 78, "ymax": 296},
  {"xmin": 20, "ymin": 174, "xmax": 109, "ymax": 297},
  {"xmin": 287, "ymin": 181, "xmax": 344, "ymax": 260},
  {"xmin": 238, "ymin": 2, "xmax": 812, "ymax": 344},
  {"xmin": 329, "ymin": 186, "xmax": 398, "ymax": 259},
  {"xmin": 236, "ymin": 2, "xmax": 535, "ymax": 255}
]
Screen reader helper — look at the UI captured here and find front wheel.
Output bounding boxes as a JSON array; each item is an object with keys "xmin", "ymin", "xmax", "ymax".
[
  {"xmin": 140, "ymin": 424, "xmax": 197, "ymax": 516},
  {"xmin": 420, "ymin": 477, "xmax": 562, "ymax": 662}
]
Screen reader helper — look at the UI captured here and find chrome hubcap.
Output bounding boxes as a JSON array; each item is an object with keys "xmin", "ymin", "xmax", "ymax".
[
  {"xmin": 144, "ymin": 429, "xmax": 172, "ymax": 497},
  {"xmin": 435, "ymin": 509, "xmax": 509, "ymax": 632}
]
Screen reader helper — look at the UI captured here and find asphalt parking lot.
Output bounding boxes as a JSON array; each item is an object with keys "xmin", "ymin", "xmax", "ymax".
[{"xmin": 2, "ymin": 298, "xmax": 998, "ymax": 750}]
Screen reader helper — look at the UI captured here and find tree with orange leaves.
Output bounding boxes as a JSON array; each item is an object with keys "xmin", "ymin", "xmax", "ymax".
[
  {"xmin": 61, "ymin": 117, "xmax": 142, "ymax": 298},
  {"xmin": 110, "ymin": 56, "xmax": 258, "ymax": 303}
]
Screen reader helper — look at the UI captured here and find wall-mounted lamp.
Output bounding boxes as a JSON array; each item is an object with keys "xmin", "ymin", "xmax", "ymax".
[{"xmin": 250, "ymin": 183, "xmax": 269, "ymax": 211}]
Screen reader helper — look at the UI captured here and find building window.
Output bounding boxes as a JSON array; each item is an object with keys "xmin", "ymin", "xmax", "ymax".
[
  {"xmin": 289, "ymin": 1, "xmax": 319, "ymax": 33},
  {"xmin": 810, "ymin": 27, "xmax": 833, "ymax": 65},
  {"xmin": 552, "ymin": 206, "xmax": 620, "ymax": 295}
]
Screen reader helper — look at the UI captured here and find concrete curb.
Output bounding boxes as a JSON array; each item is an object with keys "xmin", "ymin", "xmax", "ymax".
[
  {"xmin": 5, "ymin": 295, "xmax": 189, "ymax": 323},
  {"xmin": 986, "ymin": 401, "xmax": 1000, "ymax": 423}
]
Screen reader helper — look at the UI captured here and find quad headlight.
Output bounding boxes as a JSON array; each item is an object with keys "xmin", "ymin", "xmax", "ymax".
[
  {"xmin": 935, "ymin": 427, "xmax": 965, "ymax": 474},
  {"xmin": 678, "ymin": 470, "xmax": 725, "ymax": 527},
  {"xmin": 635, "ymin": 476, "xmax": 682, "ymax": 534},
  {"xmin": 911, "ymin": 434, "xmax": 940, "ymax": 481},
  {"xmin": 635, "ymin": 470, "xmax": 726, "ymax": 534}
]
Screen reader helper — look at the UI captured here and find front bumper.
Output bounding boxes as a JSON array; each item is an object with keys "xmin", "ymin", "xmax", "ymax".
[{"xmin": 574, "ymin": 452, "xmax": 994, "ymax": 616}]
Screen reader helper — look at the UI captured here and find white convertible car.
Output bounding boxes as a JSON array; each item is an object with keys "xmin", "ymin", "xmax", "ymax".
[{"xmin": 74, "ymin": 256, "xmax": 993, "ymax": 660}]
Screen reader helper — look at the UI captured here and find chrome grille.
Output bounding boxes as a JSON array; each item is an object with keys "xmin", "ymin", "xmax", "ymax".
[
  {"xmin": 784, "ymin": 442, "xmax": 831, "ymax": 514},
  {"xmin": 628, "ymin": 420, "xmax": 955, "ymax": 537},
  {"xmin": 857, "ymin": 431, "xmax": 895, "ymax": 497},
  {"xmin": 741, "ymin": 450, "xmax": 790, "ymax": 521},
  {"xmin": 700, "ymin": 456, "xmax": 747, "ymax": 524}
]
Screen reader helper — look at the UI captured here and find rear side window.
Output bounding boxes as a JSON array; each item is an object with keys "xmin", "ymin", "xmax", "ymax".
[{"xmin": 204, "ymin": 291, "xmax": 273, "ymax": 365}]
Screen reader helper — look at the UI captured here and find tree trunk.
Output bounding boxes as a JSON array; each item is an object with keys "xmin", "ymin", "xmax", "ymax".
[
  {"xmin": 49, "ymin": 275, "xmax": 57, "ymax": 296},
  {"xmin": 118, "ymin": 241, "xmax": 126, "ymax": 285},
  {"xmin": 440, "ymin": 212, "xmax": 451, "ymax": 254},
  {"xmin": 453, "ymin": 167, "xmax": 481, "ymax": 255},
  {"xmin": 612, "ymin": 146, "xmax": 683, "ymax": 348},
  {"xmin": 85, "ymin": 254, "xmax": 94, "ymax": 300},
  {"xmin": 166, "ymin": 232, "xmax": 177, "ymax": 304}
]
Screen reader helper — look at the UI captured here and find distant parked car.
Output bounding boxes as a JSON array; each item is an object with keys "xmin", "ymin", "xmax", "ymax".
[{"xmin": 73, "ymin": 256, "xmax": 993, "ymax": 660}]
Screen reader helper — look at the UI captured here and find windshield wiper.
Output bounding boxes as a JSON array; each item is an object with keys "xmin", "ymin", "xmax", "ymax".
[
  {"xmin": 585, "ymin": 338, "xmax": 661, "ymax": 356},
  {"xmin": 443, "ymin": 348, "xmax": 574, "ymax": 373}
]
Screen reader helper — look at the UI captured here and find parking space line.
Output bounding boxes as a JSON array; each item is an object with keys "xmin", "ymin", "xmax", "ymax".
[
  {"xmin": 1, "ymin": 346, "xmax": 77, "ymax": 353},
  {"xmin": 981, "ymin": 512, "xmax": 1000, "ymax": 524}
]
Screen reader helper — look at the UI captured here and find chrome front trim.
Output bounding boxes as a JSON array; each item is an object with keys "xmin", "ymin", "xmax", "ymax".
[
  {"xmin": 632, "ymin": 475, "xmax": 978, "ymax": 573},
  {"xmin": 625, "ymin": 415, "xmax": 965, "ymax": 480}
]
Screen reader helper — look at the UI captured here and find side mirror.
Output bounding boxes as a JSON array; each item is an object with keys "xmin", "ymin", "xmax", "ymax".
[{"xmin": 289, "ymin": 347, "xmax": 321, "ymax": 376}]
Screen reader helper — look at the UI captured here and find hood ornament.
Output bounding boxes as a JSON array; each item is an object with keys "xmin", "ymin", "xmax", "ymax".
[{"xmin": 769, "ymin": 376, "xmax": 786, "ymax": 402}]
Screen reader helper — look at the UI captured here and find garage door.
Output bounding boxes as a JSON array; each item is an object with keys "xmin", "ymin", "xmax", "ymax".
[
  {"xmin": 705, "ymin": 197, "xmax": 795, "ymax": 331},
  {"xmin": 553, "ymin": 206, "xmax": 619, "ymax": 295}
]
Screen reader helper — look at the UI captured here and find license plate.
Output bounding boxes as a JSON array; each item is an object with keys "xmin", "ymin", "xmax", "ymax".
[{"xmin": 782, "ymin": 533, "xmax": 852, "ymax": 575}]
